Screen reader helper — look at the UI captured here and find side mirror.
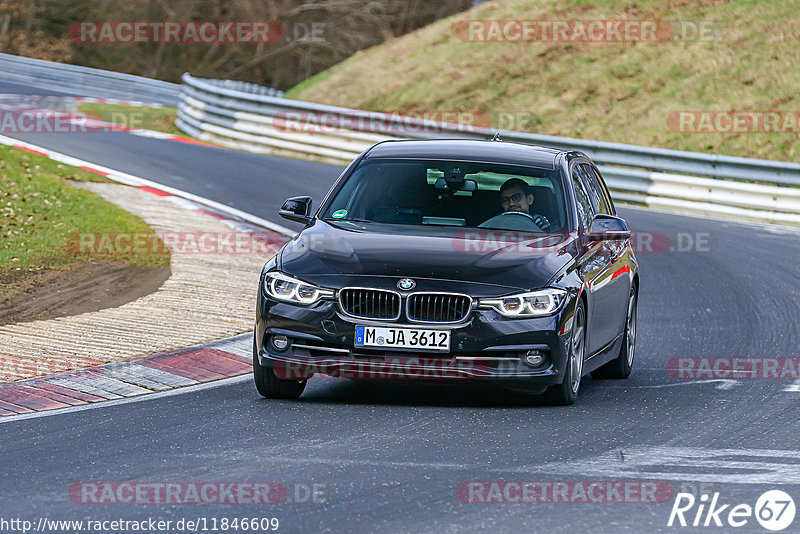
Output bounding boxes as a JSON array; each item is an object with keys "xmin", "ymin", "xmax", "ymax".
[
  {"xmin": 279, "ymin": 196, "xmax": 313, "ymax": 224},
  {"xmin": 588, "ymin": 214, "xmax": 630, "ymax": 241}
]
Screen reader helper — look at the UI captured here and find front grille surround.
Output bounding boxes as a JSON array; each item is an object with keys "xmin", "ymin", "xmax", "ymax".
[
  {"xmin": 406, "ymin": 292, "xmax": 473, "ymax": 324},
  {"xmin": 338, "ymin": 287, "xmax": 402, "ymax": 320},
  {"xmin": 338, "ymin": 288, "xmax": 474, "ymax": 324},
  {"xmin": 406, "ymin": 291, "xmax": 473, "ymax": 324}
]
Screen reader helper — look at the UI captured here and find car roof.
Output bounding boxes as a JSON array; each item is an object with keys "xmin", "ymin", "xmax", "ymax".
[{"xmin": 362, "ymin": 139, "xmax": 563, "ymax": 170}]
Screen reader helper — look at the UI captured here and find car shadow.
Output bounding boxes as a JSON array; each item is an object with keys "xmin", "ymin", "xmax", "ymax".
[{"xmin": 294, "ymin": 375, "xmax": 597, "ymax": 408}]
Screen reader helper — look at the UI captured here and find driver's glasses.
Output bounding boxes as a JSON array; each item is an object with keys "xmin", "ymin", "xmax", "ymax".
[{"xmin": 501, "ymin": 192, "xmax": 523, "ymax": 205}]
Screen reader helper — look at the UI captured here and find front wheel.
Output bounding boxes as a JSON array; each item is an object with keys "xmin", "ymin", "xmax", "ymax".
[
  {"xmin": 543, "ymin": 301, "xmax": 586, "ymax": 405},
  {"xmin": 592, "ymin": 286, "xmax": 637, "ymax": 379},
  {"xmin": 253, "ymin": 337, "xmax": 306, "ymax": 399}
]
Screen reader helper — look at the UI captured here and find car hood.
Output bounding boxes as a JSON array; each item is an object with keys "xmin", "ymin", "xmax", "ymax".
[{"xmin": 279, "ymin": 220, "xmax": 577, "ymax": 292}]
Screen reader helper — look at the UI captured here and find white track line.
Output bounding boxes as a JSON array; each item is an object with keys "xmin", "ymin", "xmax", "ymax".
[
  {"xmin": 0, "ymin": 133, "xmax": 295, "ymax": 237},
  {"xmin": 618, "ymin": 202, "xmax": 800, "ymax": 234},
  {"xmin": 0, "ymin": 375, "xmax": 251, "ymax": 424},
  {"xmin": 0, "ymin": 137, "xmax": 290, "ymax": 420},
  {"xmin": 783, "ymin": 380, "xmax": 800, "ymax": 393}
]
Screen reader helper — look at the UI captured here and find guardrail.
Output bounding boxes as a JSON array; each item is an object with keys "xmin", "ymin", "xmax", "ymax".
[
  {"xmin": 177, "ymin": 72, "xmax": 800, "ymax": 226},
  {"xmin": 0, "ymin": 53, "xmax": 182, "ymax": 105}
]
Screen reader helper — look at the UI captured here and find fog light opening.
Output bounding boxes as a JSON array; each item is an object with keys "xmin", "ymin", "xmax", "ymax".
[
  {"xmin": 271, "ymin": 335, "xmax": 290, "ymax": 352},
  {"xmin": 523, "ymin": 350, "xmax": 545, "ymax": 367}
]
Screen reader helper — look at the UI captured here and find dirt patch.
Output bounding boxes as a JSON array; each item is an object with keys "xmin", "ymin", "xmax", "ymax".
[{"xmin": 0, "ymin": 261, "xmax": 170, "ymax": 326}]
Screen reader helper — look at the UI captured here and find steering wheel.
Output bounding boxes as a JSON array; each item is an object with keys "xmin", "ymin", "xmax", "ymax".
[{"xmin": 478, "ymin": 210, "xmax": 543, "ymax": 231}]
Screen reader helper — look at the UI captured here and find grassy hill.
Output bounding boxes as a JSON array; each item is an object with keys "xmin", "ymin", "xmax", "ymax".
[{"xmin": 287, "ymin": 0, "xmax": 800, "ymax": 162}]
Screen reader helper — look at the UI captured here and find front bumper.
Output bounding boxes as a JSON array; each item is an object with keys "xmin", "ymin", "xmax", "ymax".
[{"xmin": 255, "ymin": 287, "xmax": 577, "ymax": 385}]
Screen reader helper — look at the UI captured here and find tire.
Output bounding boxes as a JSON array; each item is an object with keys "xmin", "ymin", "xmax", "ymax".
[
  {"xmin": 253, "ymin": 337, "xmax": 306, "ymax": 399},
  {"xmin": 543, "ymin": 300, "xmax": 586, "ymax": 405},
  {"xmin": 592, "ymin": 285, "xmax": 637, "ymax": 380}
]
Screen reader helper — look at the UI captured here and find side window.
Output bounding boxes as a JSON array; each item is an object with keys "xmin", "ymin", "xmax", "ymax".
[
  {"xmin": 579, "ymin": 164, "xmax": 610, "ymax": 215},
  {"xmin": 583, "ymin": 164, "xmax": 615, "ymax": 215},
  {"xmin": 570, "ymin": 167, "xmax": 593, "ymax": 232}
]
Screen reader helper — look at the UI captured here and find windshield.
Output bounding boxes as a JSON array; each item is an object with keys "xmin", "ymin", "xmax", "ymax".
[{"xmin": 321, "ymin": 158, "xmax": 568, "ymax": 232}]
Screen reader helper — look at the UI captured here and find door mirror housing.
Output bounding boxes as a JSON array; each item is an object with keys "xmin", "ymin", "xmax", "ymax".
[
  {"xmin": 588, "ymin": 214, "xmax": 630, "ymax": 241},
  {"xmin": 279, "ymin": 196, "xmax": 313, "ymax": 224}
]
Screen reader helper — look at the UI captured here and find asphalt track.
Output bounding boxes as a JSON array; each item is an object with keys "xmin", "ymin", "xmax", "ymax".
[{"xmin": 1, "ymin": 81, "xmax": 800, "ymax": 533}]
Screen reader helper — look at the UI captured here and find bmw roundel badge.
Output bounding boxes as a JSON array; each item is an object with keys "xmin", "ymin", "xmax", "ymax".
[{"xmin": 397, "ymin": 278, "xmax": 416, "ymax": 291}]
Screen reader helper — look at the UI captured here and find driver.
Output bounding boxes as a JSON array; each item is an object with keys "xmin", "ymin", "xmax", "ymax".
[{"xmin": 499, "ymin": 178, "xmax": 551, "ymax": 230}]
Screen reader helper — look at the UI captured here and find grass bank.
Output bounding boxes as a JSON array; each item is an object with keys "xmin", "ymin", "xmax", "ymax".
[
  {"xmin": 0, "ymin": 144, "xmax": 169, "ymax": 299},
  {"xmin": 78, "ymin": 103, "xmax": 183, "ymax": 136},
  {"xmin": 288, "ymin": 0, "xmax": 800, "ymax": 162}
]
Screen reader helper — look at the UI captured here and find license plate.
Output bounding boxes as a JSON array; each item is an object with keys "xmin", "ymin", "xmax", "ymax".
[{"xmin": 354, "ymin": 326, "xmax": 450, "ymax": 351}]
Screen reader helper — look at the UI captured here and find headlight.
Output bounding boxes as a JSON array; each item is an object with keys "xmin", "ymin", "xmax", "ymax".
[
  {"xmin": 263, "ymin": 272, "xmax": 334, "ymax": 305},
  {"xmin": 478, "ymin": 288, "xmax": 567, "ymax": 318}
]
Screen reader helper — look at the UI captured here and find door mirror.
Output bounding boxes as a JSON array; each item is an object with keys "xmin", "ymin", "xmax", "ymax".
[
  {"xmin": 588, "ymin": 214, "xmax": 630, "ymax": 241},
  {"xmin": 279, "ymin": 196, "xmax": 313, "ymax": 224}
]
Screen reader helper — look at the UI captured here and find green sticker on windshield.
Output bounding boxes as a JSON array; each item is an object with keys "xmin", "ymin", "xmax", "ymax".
[{"xmin": 331, "ymin": 209, "xmax": 348, "ymax": 219}]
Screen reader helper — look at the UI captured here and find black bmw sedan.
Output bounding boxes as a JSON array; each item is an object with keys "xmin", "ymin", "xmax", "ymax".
[{"xmin": 254, "ymin": 139, "xmax": 638, "ymax": 405}]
